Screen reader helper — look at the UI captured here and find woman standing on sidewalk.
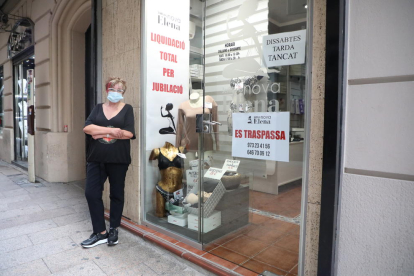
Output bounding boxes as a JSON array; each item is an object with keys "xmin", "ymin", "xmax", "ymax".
[{"xmin": 81, "ymin": 77, "xmax": 135, "ymax": 248}]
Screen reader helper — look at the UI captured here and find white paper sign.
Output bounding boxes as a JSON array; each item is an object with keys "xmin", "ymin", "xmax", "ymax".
[
  {"xmin": 145, "ymin": 0, "xmax": 189, "ymax": 150},
  {"xmin": 204, "ymin": 167, "xmax": 226, "ymax": 180},
  {"xmin": 186, "ymin": 170, "xmax": 198, "ymax": 184},
  {"xmin": 232, "ymin": 112, "xmax": 290, "ymax": 162},
  {"xmin": 263, "ymin": 30, "xmax": 307, "ymax": 67},
  {"xmin": 222, "ymin": 159, "xmax": 240, "ymax": 172}
]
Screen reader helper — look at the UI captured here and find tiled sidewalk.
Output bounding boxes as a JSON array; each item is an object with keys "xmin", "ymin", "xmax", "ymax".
[{"xmin": 0, "ymin": 161, "xmax": 216, "ymax": 276}]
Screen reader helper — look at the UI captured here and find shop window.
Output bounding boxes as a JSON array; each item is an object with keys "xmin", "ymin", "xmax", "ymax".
[{"xmin": 142, "ymin": 0, "xmax": 308, "ymax": 274}]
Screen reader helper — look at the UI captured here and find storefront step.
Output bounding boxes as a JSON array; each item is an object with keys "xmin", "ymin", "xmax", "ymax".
[{"xmin": 104, "ymin": 210, "xmax": 258, "ymax": 276}]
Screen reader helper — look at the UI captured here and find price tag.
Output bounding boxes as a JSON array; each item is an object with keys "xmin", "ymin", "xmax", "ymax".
[
  {"xmin": 222, "ymin": 159, "xmax": 240, "ymax": 172},
  {"xmin": 204, "ymin": 167, "xmax": 225, "ymax": 180},
  {"xmin": 177, "ymin": 153, "xmax": 186, "ymax": 159},
  {"xmin": 205, "ymin": 102, "xmax": 213, "ymax": 109},
  {"xmin": 173, "ymin": 189, "xmax": 183, "ymax": 200},
  {"xmin": 186, "ymin": 170, "xmax": 198, "ymax": 193}
]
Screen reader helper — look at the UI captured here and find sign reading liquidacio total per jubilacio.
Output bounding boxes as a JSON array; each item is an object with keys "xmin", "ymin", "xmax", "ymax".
[
  {"xmin": 232, "ymin": 112, "xmax": 290, "ymax": 162},
  {"xmin": 262, "ymin": 30, "xmax": 307, "ymax": 67},
  {"xmin": 145, "ymin": 0, "xmax": 189, "ymax": 150}
]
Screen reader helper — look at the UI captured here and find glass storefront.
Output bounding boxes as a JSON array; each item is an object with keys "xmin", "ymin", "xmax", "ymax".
[
  {"xmin": 142, "ymin": 0, "xmax": 308, "ymax": 273},
  {"xmin": 13, "ymin": 55, "xmax": 35, "ymax": 162}
]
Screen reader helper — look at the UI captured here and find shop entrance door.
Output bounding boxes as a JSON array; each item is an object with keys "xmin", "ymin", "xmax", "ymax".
[
  {"xmin": 197, "ymin": 1, "xmax": 308, "ymax": 274},
  {"xmin": 13, "ymin": 55, "xmax": 35, "ymax": 165}
]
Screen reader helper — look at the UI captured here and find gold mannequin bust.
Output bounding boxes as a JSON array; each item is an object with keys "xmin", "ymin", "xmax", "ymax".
[{"xmin": 149, "ymin": 142, "xmax": 185, "ymax": 217}]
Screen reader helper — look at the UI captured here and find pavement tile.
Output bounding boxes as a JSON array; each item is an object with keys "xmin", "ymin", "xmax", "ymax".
[
  {"xmin": 0, "ymin": 207, "xmax": 76, "ymax": 230},
  {"xmin": 0, "ymin": 194, "xmax": 31, "ymax": 206},
  {"xmin": 72, "ymin": 203, "xmax": 90, "ymax": 213},
  {"xmin": 43, "ymin": 246, "xmax": 105, "ymax": 273},
  {"xmin": 0, "ymin": 219, "xmax": 58, "ymax": 240},
  {"xmin": 28, "ymin": 219, "xmax": 93, "ymax": 245},
  {"xmin": 1, "ymin": 188, "xmax": 29, "ymax": 197},
  {"xmin": 0, "ymin": 237, "xmax": 77, "ymax": 270},
  {"xmin": 52, "ymin": 211, "xmax": 91, "ymax": 227},
  {"xmin": 0, "ymin": 259, "xmax": 51, "ymax": 276},
  {"xmin": 0, "ymin": 235, "xmax": 33, "ymax": 254},
  {"xmin": 0, "ymin": 182, "xmax": 21, "ymax": 192},
  {"xmin": 39, "ymin": 197, "xmax": 87, "ymax": 211},
  {"xmin": 145, "ymin": 253, "xmax": 188, "ymax": 275},
  {"xmin": 165, "ymin": 267, "xmax": 210, "ymax": 276},
  {"xmin": 0, "ymin": 205, "xmax": 43, "ymax": 220},
  {"xmin": 56, "ymin": 189, "xmax": 85, "ymax": 200},
  {"xmin": 109, "ymin": 263, "xmax": 158, "ymax": 276},
  {"xmin": 93, "ymin": 242, "xmax": 162, "ymax": 275},
  {"xmin": 50, "ymin": 261, "xmax": 106, "ymax": 276},
  {"xmin": 4, "ymin": 201, "xmax": 41, "ymax": 212},
  {"xmin": 24, "ymin": 183, "xmax": 81, "ymax": 194},
  {"xmin": 0, "ymin": 167, "xmax": 21, "ymax": 176}
]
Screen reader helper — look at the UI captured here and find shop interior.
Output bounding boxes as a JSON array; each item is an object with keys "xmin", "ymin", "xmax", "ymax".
[{"xmin": 144, "ymin": 0, "xmax": 307, "ymax": 275}]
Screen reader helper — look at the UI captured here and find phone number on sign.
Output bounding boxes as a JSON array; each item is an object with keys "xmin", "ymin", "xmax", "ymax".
[
  {"xmin": 247, "ymin": 143, "xmax": 271, "ymax": 149},
  {"xmin": 247, "ymin": 150, "xmax": 271, "ymax": 157}
]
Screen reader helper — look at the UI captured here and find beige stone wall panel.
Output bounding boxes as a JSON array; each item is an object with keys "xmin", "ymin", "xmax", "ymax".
[
  {"xmin": 129, "ymin": 107, "xmax": 140, "ymax": 167},
  {"xmin": 102, "ymin": 0, "xmax": 141, "ymax": 223},
  {"xmin": 4, "ymin": 78, "xmax": 12, "ymax": 95},
  {"xmin": 45, "ymin": 132, "xmax": 69, "ymax": 182},
  {"xmin": 34, "ymin": 13, "xmax": 51, "ymax": 42},
  {"xmin": 3, "ymin": 94, "xmax": 13, "ymax": 111},
  {"xmin": 304, "ymin": 202, "xmax": 321, "ymax": 276},
  {"xmin": 34, "ymin": 131, "xmax": 49, "ymax": 180},
  {"xmin": 3, "ymin": 61, "xmax": 12, "ymax": 79},
  {"xmin": 102, "ymin": 3, "xmax": 117, "ymax": 59},
  {"xmin": 113, "ymin": 50, "xmax": 140, "ymax": 107},
  {"xmin": 0, "ymin": 33, "xmax": 9, "ymax": 49},
  {"xmin": 34, "ymin": 108, "xmax": 51, "ymax": 130},
  {"xmin": 31, "ymin": 0, "xmax": 56, "ymax": 22},
  {"xmin": 0, "ymin": 46, "xmax": 8, "ymax": 65},
  {"xmin": 35, "ymin": 61, "xmax": 50, "ymax": 85},
  {"xmin": 303, "ymin": 0, "xmax": 326, "ymax": 275},
  {"xmin": 35, "ymin": 85, "xmax": 51, "ymax": 107},
  {"xmin": 3, "ymin": 110, "xmax": 13, "ymax": 128},
  {"xmin": 0, "ymin": 129, "xmax": 14, "ymax": 162},
  {"xmin": 34, "ymin": 39, "xmax": 50, "ymax": 64}
]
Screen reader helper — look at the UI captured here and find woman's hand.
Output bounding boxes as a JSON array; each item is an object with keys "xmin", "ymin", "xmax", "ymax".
[{"xmin": 111, "ymin": 128, "xmax": 123, "ymax": 138}]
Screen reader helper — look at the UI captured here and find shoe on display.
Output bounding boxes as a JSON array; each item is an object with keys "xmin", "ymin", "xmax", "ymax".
[
  {"xmin": 81, "ymin": 232, "xmax": 108, "ymax": 248},
  {"xmin": 108, "ymin": 227, "xmax": 119, "ymax": 246}
]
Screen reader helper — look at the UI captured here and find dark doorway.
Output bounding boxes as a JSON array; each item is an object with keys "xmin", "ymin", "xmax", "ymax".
[{"xmin": 85, "ymin": 24, "xmax": 95, "ymax": 156}]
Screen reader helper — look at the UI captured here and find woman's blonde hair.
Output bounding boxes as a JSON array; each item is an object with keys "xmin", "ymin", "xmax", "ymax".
[{"xmin": 106, "ymin": 77, "xmax": 127, "ymax": 93}]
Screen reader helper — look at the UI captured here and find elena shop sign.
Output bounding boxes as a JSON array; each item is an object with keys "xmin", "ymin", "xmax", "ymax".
[
  {"xmin": 8, "ymin": 18, "xmax": 34, "ymax": 58},
  {"xmin": 145, "ymin": 0, "xmax": 189, "ymax": 150}
]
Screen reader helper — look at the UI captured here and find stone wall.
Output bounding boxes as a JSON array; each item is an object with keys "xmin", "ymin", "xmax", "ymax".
[{"xmin": 101, "ymin": 0, "xmax": 141, "ymax": 223}]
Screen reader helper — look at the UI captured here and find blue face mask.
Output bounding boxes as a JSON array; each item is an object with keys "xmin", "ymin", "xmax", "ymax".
[{"xmin": 107, "ymin": 92, "xmax": 124, "ymax": 103}]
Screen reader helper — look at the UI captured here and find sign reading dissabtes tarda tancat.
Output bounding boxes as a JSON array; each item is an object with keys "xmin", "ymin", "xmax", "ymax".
[
  {"xmin": 232, "ymin": 112, "xmax": 290, "ymax": 162},
  {"xmin": 262, "ymin": 30, "xmax": 307, "ymax": 67}
]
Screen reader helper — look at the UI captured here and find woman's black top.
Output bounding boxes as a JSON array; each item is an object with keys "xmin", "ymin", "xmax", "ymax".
[
  {"xmin": 85, "ymin": 103, "xmax": 136, "ymax": 164},
  {"xmin": 158, "ymin": 148, "xmax": 183, "ymax": 170}
]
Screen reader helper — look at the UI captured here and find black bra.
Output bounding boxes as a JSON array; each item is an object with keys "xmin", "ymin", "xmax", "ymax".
[{"xmin": 158, "ymin": 148, "xmax": 183, "ymax": 170}]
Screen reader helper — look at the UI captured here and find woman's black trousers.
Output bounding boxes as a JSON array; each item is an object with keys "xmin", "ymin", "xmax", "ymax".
[{"xmin": 85, "ymin": 162, "xmax": 129, "ymax": 233}]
